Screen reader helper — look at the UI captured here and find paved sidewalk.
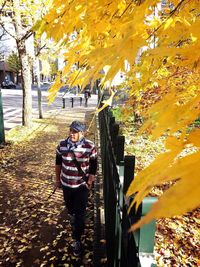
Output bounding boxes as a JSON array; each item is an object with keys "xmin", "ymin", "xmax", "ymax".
[{"xmin": 0, "ymin": 96, "xmax": 100, "ymax": 266}]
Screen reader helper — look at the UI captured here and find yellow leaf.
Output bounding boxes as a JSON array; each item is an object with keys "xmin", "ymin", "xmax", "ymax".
[
  {"xmin": 20, "ymin": 238, "xmax": 28, "ymax": 243},
  {"xmin": 118, "ymin": 0, "xmax": 126, "ymax": 15},
  {"xmin": 163, "ymin": 17, "xmax": 173, "ymax": 30},
  {"xmin": 40, "ymin": 246, "xmax": 49, "ymax": 252},
  {"xmin": 127, "ymin": 136, "xmax": 184, "ymax": 210},
  {"xmin": 130, "ymin": 152, "xmax": 200, "ymax": 230},
  {"xmin": 139, "ymin": 90, "xmax": 200, "ymax": 139},
  {"xmin": 95, "ymin": 90, "xmax": 116, "ymax": 113},
  {"xmin": 18, "ymin": 246, "xmax": 28, "ymax": 253},
  {"xmin": 187, "ymin": 129, "xmax": 200, "ymax": 147}
]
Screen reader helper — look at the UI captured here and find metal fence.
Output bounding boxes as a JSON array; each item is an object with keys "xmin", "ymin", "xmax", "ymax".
[{"xmin": 98, "ymin": 106, "xmax": 157, "ymax": 267}]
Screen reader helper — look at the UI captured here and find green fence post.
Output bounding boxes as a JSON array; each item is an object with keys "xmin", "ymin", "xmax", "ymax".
[
  {"xmin": 114, "ymin": 162, "xmax": 124, "ymax": 267},
  {"xmin": 123, "ymin": 156, "xmax": 135, "ymax": 194},
  {"xmin": 111, "ymin": 123, "xmax": 119, "ymax": 151},
  {"xmin": 0, "ymin": 90, "xmax": 5, "ymax": 144},
  {"xmin": 122, "ymin": 156, "xmax": 139, "ymax": 266},
  {"xmin": 116, "ymin": 136, "xmax": 125, "ymax": 165},
  {"xmin": 130, "ymin": 197, "xmax": 157, "ymax": 267},
  {"xmin": 139, "ymin": 197, "xmax": 157, "ymax": 254}
]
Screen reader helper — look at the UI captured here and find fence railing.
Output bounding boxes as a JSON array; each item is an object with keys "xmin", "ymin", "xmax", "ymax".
[{"xmin": 98, "ymin": 106, "xmax": 157, "ymax": 267}]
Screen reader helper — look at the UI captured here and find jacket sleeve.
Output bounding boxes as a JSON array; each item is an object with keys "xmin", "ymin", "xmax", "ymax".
[
  {"xmin": 89, "ymin": 145, "xmax": 97, "ymax": 175},
  {"xmin": 89, "ymin": 158, "xmax": 97, "ymax": 175},
  {"xmin": 56, "ymin": 143, "xmax": 62, "ymax": 165}
]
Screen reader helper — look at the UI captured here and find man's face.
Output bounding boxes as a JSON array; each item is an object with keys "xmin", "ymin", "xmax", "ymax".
[{"xmin": 69, "ymin": 128, "xmax": 82, "ymax": 142}]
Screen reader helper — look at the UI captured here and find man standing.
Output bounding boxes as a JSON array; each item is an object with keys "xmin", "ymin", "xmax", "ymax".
[
  {"xmin": 55, "ymin": 120, "xmax": 97, "ymax": 256},
  {"xmin": 84, "ymin": 90, "xmax": 90, "ymax": 107}
]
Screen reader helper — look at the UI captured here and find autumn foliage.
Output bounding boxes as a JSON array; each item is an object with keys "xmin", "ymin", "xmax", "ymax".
[{"xmin": 36, "ymin": 0, "xmax": 200, "ymax": 229}]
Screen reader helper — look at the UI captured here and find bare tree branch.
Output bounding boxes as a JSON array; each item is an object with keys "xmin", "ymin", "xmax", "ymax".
[
  {"xmin": 35, "ymin": 43, "xmax": 47, "ymax": 57},
  {"xmin": 0, "ymin": 27, "xmax": 6, "ymax": 40},
  {"xmin": 21, "ymin": 28, "xmax": 33, "ymax": 41},
  {"xmin": 0, "ymin": 0, "xmax": 7, "ymax": 14},
  {"xmin": 0, "ymin": 21, "xmax": 16, "ymax": 39}
]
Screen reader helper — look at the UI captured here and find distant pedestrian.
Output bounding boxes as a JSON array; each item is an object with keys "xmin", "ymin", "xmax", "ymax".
[
  {"xmin": 55, "ymin": 120, "xmax": 97, "ymax": 256},
  {"xmin": 84, "ymin": 90, "xmax": 91, "ymax": 107},
  {"xmin": 84, "ymin": 84, "xmax": 91, "ymax": 107}
]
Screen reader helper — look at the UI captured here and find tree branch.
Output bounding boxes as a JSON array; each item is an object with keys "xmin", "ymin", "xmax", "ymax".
[
  {"xmin": 0, "ymin": 21, "xmax": 16, "ymax": 39},
  {"xmin": 119, "ymin": 1, "xmax": 133, "ymax": 18},
  {"xmin": 35, "ymin": 43, "xmax": 47, "ymax": 57},
  {"xmin": 147, "ymin": 0, "xmax": 188, "ymax": 41},
  {"xmin": 21, "ymin": 28, "xmax": 33, "ymax": 41},
  {"xmin": 0, "ymin": 27, "xmax": 6, "ymax": 40},
  {"xmin": 0, "ymin": 0, "xmax": 7, "ymax": 14}
]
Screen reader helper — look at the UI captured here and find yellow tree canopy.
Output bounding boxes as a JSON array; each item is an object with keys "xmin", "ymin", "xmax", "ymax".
[{"xmin": 36, "ymin": 0, "xmax": 200, "ymax": 229}]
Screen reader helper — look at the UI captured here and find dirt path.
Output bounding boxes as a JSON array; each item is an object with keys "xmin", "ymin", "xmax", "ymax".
[{"xmin": 0, "ymin": 108, "xmax": 96, "ymax": 267}]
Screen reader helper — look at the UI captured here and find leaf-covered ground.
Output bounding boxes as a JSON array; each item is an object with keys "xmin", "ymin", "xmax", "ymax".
[
  {"xmin": 123, "ymin": 123, "xmax": 200, "ymax": 267},
  {"xmin": 0, "ymin": 109, "xmax": 96, "ymax": 267}
]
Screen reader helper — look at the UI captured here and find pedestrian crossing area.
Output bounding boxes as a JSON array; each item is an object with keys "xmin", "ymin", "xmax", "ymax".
[
  {"xmin": 3, "ymin": 107, "xmax": 22, "ymax": 131},
  {"xmin": 2, "ymin": 102, "xmax": 63, "ymax": 132},
  {"xmin": 3, "ymin": 107, "xmax": 21, "ymax": 119},
  {"xmin": 3, "ymin": 107, "xmax": 40, "ymax": 132}
]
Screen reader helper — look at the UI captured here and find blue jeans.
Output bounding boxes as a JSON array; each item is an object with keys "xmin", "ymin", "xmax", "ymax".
[{"xmin": 62, "ymin": 184, "xmax": 89, "ymax": 241}]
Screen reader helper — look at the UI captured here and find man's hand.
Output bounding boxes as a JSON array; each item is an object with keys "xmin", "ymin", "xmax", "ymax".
[
  {"xmin": 54, "ymin": 180, "xmax": 61, "ymax": 189},
  {"xmin": 86, "ymin": 183, "xmax": 92, "ymax": 190},
  {"xmin": 86, "ymin": 174, "xmax": 95, "ymax": 189}
]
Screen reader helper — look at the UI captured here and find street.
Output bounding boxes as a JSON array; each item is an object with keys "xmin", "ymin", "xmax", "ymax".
[
  {"xmin": 1, "ymin": 86, "xmax": 62, "ymax": 132},
  {"xmin": 1, "ymin": 86, "xmax": 97, "ymax": 132}
]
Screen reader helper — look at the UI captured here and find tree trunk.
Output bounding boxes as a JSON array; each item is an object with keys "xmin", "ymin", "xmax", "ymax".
[
  {"xmin": 19, "ymin": 43, "xmax": 32, "ymax": 126},
  {"xmin": 12, "ymin": 0, "xmax": 32, "ymax": 127}
]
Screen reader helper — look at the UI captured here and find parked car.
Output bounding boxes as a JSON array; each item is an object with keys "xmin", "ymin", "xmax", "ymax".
[{"xmin": 1, "ymin": 80, "xmax": 16, "ymax": 89}]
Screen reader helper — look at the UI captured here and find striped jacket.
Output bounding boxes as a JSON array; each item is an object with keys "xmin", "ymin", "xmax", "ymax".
[{"xmin": 56, "ymin": 137, "xmax": 97, "ymax": 188}]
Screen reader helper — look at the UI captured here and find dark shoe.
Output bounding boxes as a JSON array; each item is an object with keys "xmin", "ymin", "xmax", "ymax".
[{"xmin": 71, "ymin": 240, "xmax": 82, "ymax": 256}]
